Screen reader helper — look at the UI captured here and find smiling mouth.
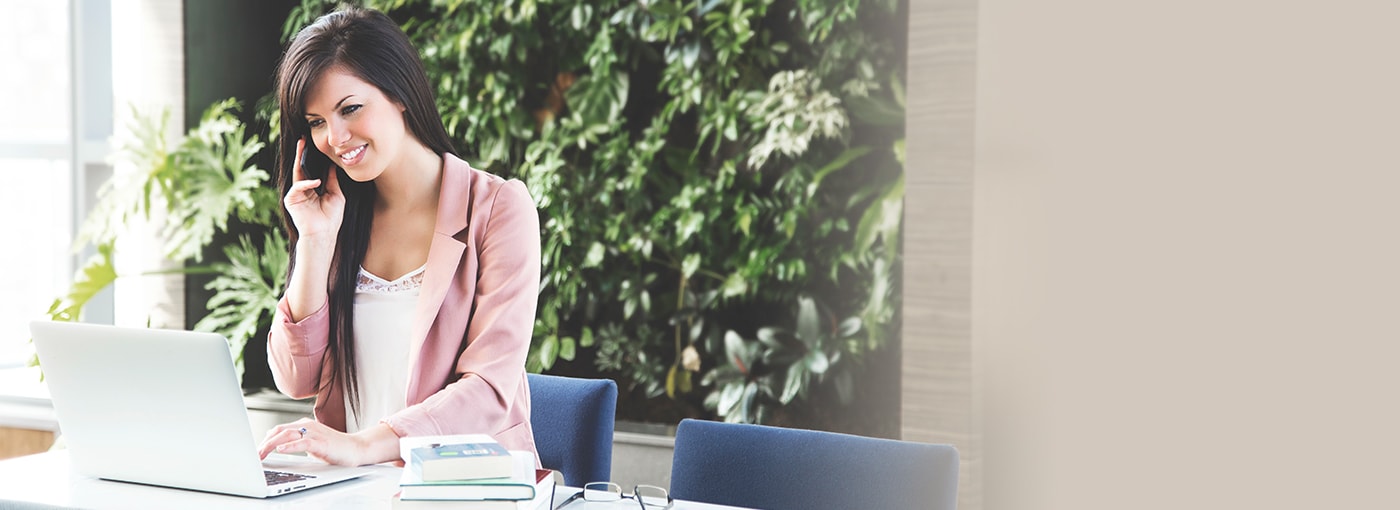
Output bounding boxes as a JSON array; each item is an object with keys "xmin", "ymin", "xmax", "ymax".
[{"xmin": 339, "ymin": 144, "xmax": 366, "ymax": 164}]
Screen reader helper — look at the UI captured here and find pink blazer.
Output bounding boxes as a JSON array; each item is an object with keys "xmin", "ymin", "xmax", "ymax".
[{"xmin": 267, "ymin": 153, "xmax": 540, "ymax": 456}]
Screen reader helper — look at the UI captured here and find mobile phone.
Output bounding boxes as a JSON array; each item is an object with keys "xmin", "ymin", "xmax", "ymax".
[{"xmin": 299, "ymin": 140, "xmax": 330, "ymax": 196}]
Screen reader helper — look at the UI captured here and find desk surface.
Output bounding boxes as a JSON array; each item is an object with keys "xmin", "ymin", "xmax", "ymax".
[{"xmin": 0, "ymin": 450, "xmax": 749, "ymax": 510}]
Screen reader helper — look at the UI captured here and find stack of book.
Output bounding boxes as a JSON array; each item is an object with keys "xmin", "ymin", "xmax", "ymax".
[{"xmin": 392, "ymin": 434, "xmax": 556, "ymax": 510}]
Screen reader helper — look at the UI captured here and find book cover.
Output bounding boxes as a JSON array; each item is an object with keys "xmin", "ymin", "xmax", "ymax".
[
  {"xmin": 399, "ymin": 434, "xmax": 500, "ymax": 462},
  {"xmin": 410, "ymin": 440, "xmax": 513, "ymax": 481},
  {"xmin": 399, "ymin": 450, "xmax": 539, "ymax": 501}
]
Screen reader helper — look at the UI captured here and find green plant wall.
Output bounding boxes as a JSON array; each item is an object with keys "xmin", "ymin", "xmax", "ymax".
[
  {"xmin": 282, "ymin": 0, "xmax": 909, "ymax": 434},
  {"xmin": 277, "ymin": 0, "xmax": 907, "ymax": 433}
]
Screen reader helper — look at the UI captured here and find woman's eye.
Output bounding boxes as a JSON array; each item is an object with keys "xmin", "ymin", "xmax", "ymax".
[
  {"xmin": 342, "ymin": 104, "xmax": 362, "ymax": 116},
  {"xmin": 307, "ymin": 118, "xmax": 324, "ymax": 129}
]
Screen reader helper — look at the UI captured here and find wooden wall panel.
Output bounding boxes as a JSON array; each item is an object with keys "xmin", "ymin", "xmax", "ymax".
[{"xmin": 902, "ymin": 1, "xmax": 979, "ymax": 509}]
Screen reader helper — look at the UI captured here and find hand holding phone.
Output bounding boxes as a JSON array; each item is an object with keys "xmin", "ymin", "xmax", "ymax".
[{"xmin": 299, "ymin": 139, "xmax": 330, "ymax": 196}]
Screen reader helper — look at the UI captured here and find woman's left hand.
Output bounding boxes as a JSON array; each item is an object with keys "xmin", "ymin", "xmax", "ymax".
[{"xmin": 258, "ymin": 418, "xmax": 360, "ymax": 466}]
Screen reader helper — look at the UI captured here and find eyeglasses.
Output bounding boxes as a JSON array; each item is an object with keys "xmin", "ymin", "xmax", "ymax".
[{"xmin": 554, "ymin": 481, "xmax": 673, "ymax": 509}]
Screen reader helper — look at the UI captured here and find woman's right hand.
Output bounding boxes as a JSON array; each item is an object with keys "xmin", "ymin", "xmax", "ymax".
[{"xmin": 284, "ymin": 137, "xmax": 346, "ymax": 241}]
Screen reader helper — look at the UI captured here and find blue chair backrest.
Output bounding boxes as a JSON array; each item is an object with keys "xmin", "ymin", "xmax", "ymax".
[
  {"xmin": 526, "ymin": 373, "xmax": 617, "ymax": 487},
  {"xmin": 670, "ymin": 419, "xmax": 959, "ymax": 510}
]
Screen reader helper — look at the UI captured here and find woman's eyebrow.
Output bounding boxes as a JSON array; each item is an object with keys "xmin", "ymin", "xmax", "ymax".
[{"xmin": 306, "ymin": 94, "xmax": 357, "ymax": 117}]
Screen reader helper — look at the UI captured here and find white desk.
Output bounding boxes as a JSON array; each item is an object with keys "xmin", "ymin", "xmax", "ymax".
[{"xmin": 0, "ymin": 450, "xmax": 749, "ymax": 510}]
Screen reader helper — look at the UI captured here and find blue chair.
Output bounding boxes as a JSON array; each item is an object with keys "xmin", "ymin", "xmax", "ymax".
[
  {"xmin": 526, "ymin": 373, "xmax": 617, "ymax": 487},
  {"xmin": 670, "ymin": 419, "xmax": 959, "ymax": 510}
]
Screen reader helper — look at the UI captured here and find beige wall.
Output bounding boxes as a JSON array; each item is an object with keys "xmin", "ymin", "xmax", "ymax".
[{"xmin": 906, "ymin": 1, "xmax": 1400, "ymax": 509}]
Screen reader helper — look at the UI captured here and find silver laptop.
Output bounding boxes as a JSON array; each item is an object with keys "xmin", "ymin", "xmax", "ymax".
[{"xmin": 30, "ymin": 320, "xmax": 370, "ymax": 498}]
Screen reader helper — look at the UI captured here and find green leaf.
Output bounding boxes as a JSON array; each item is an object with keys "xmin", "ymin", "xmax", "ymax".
[
  {"xmin": 539, "ymin": 335, "xmax": 559, "ymax": 369},
  {"xmin": 795, "ymin": 297, "xmax": 819, "ymax": 346},
  {"xmin": 805, "ymin": 349, "xmax": 829, "ymax": 375},
  {"xmin": 717, "ymin": 382, "xmax": 743, "ymax": 416},
  {"xmin": 570, "ymin": 4, "xmax": 586, "ymax": 30},
  {"xmin": 702, "ymin": 383, "xmax": 721, "ymax": 407},
  {"xmin": 811, "ymin": 146, "xmax": 872, "ymax": 187},
  {"xmin": 666, "ymin": 364, "xmax": 678, "ymax": 398},
  {"xmin": 735, "ymin": 209, "xmax": 751, "ymax": 237},
  {"xmin": 525, "ymin": 352, "xmax": 544, "ymax": 374},
  {"xmin": 679, "ymin": 368, "xmax": 692, "ymax": 393},
  {"xmin": 46, "ymin": 242, "xmax": 119, "ymax": 322},
  {"xmin": 682, "ymin": 40, "xmax": 700, "ymax": 70},
  {"xmin": 845, "ymin": 95, "xmax": 904, "ymax": 127},
  {"xmin": 755, "ymin": 327, "xmax": 785, "ymax": 348},
  {"xmin": 698, "ymin": 0, "xmax": 723, "ymax": 15},
  {"xmin": 855, "ymin": 172, "xmax": 905, "ymax": 258},
  {"xmin": 838, "ymin": 317, "xmax": 862, "ymax": 337},
  {"xmin": 580, "ymin": 326, "xmax": 595, "ymax": 348},
  {"xmin": 675, "ymin": 210, "xmax": 704, "ymax": 242},
  {"xmin": 559, "ymin": 336, "xmax": 577, "ymax": 361},
  {"xmin": 780, "ymin": 362, "xmax": 805, "ymax": 404},
  {"xmin": 648, "ymin": 0, "xmax": 681, "ymax": 18},
  {"xmin": 665, "ymin": 364, "xmax": 691, "ymax": 397},
  {"xmin": 721, "ymin": 272, "xmax": 748, "ymax": 297},
  {"xmin": 724, "ymin": 330, "xmax": 750, "ymax": 373},
  {"xmin": 583, "ymin": 242, "xmax": 605, "ymax": 268},
  {"xmin": 739, "ymin": 382, "xmax": 758, "ymax": 423},
  {"xmin": 688, "ymin": 319, "xmax": 705, "ymax": 342},
  {"xmin": 681, "ymin": 253, "xmax": 701, "ymax": 279}
]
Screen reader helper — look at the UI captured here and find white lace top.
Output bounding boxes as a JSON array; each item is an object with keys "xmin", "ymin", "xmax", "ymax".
[{"xmin": 343, "ymin": 264, "xmax": 425, "ymax": 433}]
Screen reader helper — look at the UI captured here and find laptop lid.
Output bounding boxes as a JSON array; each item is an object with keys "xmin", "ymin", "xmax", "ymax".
[{"xmin": 30, "ymin": 321, "xmax": 367, "ymax": 498}]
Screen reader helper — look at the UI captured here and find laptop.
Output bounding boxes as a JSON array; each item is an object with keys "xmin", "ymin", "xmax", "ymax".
[{"xmin": 30, "ymin": 320, "xmax": 371, "ymax": 498}]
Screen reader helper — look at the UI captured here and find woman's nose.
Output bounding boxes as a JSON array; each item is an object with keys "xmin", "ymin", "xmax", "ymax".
[{"xmin": 325, "ymin": 119, "xmax": 351, "ymax": 148}]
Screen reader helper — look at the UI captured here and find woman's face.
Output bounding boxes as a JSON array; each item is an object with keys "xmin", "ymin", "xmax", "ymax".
[{"xmin": 303, "ymin": 67, "xmax": 409, "ymax": 183}]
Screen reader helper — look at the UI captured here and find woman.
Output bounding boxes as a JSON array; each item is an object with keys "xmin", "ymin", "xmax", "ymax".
[{"xmin": 255, "ymin": 7, "xmax": 540, "ymax": 467}]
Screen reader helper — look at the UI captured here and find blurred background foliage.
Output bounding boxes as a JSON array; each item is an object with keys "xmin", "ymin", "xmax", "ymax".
[{"xmin": 275, "ymin": 0, "xmax": 908, "ymax": 435}]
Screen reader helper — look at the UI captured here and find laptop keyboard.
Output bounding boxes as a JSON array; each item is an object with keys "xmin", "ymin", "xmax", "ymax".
[{"xmin": 265, "ymin": 470, "xmax": 317, "ymax": 486}]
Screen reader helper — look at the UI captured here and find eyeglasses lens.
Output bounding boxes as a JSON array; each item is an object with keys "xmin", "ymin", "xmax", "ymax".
[
  {"xmin": 583, "ymin": 481, "xmax": 623, "ymax": 502},
  {"xmin": 635, "ymin": 485, "xmax": 673, "ymax": 509}
]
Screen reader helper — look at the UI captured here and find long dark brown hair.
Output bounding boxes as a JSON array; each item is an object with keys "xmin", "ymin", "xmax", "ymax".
[{"xmin": 274, "ymin": 6, "xmax": 456, "ymax": 421}]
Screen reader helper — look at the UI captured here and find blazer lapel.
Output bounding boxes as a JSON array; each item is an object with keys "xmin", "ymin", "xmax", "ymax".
[{"xmin": 408, "ymin": 155, "xmax": 471, "ymax": 366}]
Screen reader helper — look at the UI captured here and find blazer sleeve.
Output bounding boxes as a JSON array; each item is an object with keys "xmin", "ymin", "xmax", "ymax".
[
  {"xmin": 384, "ymin": 179, "xmax": 540, "ymax": 438},
  {"xmin": 267, "ymin": 296, "xmax": 331, "ymax": 399}
]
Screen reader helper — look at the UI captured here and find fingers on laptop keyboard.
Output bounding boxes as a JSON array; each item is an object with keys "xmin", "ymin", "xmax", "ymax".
[{"xmin": 259, "ymin": 419, "xmax": 316, "ymax": 459}]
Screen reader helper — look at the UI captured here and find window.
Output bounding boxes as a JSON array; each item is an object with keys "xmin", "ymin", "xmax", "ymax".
[
  {"xmin": 0, "ymin": 1, "xmax": 112, "ymax": 367},
  {"xmin": 0, "ymin": 2, "xmax": 75, "ymax": 367}
]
